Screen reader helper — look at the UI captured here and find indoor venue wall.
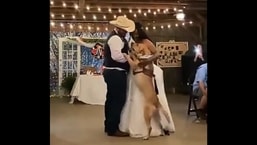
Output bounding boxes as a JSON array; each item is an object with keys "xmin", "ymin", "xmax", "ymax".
[
  {"xmin": 143, "ymin": 25, "xmax": 207, "ymax": 94},
  {"xmin": 50, "ymin": 23, "xmax": 207, "ymax": 95}
]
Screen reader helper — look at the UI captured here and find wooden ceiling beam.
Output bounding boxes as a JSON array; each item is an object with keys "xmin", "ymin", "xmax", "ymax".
[
  {"xmin": 78, "ymin": 0, "xmax": 85, "ymax": 14},
  {"xmin": 51, "ymin": 6, "xmax": 206, "ymax": 11},
  {"xmin": 51, "ymin": 18, "xmax": 196, "ymax": 24},
  {"xmin": 50, "ymin": 0, "xmax": 206, "ymax": 10}
]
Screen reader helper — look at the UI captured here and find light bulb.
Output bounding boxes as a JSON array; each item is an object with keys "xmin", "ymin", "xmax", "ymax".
[{"xmin": 176, "ymin": 13, "xmax": 185, "ymax": 21}]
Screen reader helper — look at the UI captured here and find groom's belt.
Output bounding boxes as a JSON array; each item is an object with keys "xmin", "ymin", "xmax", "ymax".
[{"xmin": 103, "ymin": 66, "xmax": 126, "ymax": 72}]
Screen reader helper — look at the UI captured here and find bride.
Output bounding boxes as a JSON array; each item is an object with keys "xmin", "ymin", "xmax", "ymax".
[{"xmin": 119, "ymin": 22, "xmax": 175, "ymax": 138}]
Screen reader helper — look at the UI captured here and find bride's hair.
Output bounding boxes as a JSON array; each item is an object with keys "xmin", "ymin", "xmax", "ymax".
[{"xmin": 131, "ymin": 22, "xmax": 153, "ymax": 43}]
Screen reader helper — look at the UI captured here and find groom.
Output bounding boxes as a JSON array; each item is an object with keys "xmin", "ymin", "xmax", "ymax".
[{"xmin": 102, "ymin": 16, "xmax": 135, "ymax": 137}]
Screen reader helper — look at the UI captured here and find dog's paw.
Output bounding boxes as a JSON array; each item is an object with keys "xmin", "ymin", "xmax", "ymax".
[
  {"xmin": 160, "ymin": 132, "xmax": 165, "ymax": 136},
  {"xmin": 163, "ymin": 129, "xmax": 170, "ymax": 136},
  {"xmin": 142, "ymin": 136, "xmax": 149, "ymax": 140}
]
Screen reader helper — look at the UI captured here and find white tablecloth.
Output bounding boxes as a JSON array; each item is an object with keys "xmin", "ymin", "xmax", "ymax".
[{"xmin": 70, "ymin": 75, "xmax": 106, "ymax": 105}]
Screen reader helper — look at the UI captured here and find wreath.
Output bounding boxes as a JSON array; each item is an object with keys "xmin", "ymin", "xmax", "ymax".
[{"xmin": 91, "ymin": 43, "xmax": 104, "ymax": 59}]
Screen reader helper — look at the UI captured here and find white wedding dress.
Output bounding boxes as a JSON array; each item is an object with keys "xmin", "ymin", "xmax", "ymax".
[{"xmin": 119, "ymin": 64, "xmax": 175, "ymax": 138}]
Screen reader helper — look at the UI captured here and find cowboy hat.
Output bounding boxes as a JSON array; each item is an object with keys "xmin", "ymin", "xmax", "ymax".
[{"xmin": 109, "ymin": 16, "xmax": 135, "ymax": 32}]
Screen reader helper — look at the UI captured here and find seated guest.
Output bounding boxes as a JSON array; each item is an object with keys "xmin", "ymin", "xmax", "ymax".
[{"xmin": 192, "ymin": 62, "xmax": 207, "ymax": 119}]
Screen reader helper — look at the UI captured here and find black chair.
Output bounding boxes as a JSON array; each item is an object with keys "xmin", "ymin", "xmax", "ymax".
[{"xmin": 186, "ymin": 72, "xmax": 200, "ymax": 118}]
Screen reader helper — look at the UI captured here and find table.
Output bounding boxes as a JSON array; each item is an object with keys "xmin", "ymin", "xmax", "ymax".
[{"xmin": 69, "ymin": 75, "xmax": 106, "ymax": 105}]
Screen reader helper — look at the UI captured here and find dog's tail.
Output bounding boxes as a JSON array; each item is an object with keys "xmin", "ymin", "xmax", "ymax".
[{"xmin": 157, "ymin": 101, "xmax": 171, "ymax": 123}]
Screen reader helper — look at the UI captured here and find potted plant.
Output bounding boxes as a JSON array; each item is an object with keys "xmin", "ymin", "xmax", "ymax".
[{"xmin": 61, "ymin": 75, "xmax": 76, "ymax": 95}]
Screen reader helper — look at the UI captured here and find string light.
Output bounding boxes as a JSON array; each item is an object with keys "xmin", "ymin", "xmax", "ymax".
[
  {"xmin": 93, "ymin": 15, "xmax": 97, "ymax": 20},
  {"xmin": 50, "ymin": 7, "xmax": 190, "ymax": 24},
  {"xmin": 50, "ymin": 21, "xmax": 195, "ymax": 31},
  {"xmin": 51, "ymin": 22, "xmax": 55, "ymax": 26},
  {"xmin": 176, "ymin": 12, "xmax": 185, "ymax": 21},
  {"xmin": 50, "ymin": 3, "xmax": 196, "ymax": 31},
  {"xmin": 74, "ymin": 4, "xmax": 78, "ymax": 9},
  {"xmin": 50, "ymin": 21, "xmax": 192, "ymax": 30}
]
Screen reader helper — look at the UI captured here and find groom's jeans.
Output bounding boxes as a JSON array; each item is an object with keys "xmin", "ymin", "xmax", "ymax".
[{"xmin": 103, "ymin": 69, "xmax": 127, "ymax": 135}]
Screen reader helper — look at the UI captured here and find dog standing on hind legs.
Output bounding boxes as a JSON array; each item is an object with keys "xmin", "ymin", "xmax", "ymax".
[{"xmin": 123, "ymin": 42, "xmax": 171, "ymax": 140}]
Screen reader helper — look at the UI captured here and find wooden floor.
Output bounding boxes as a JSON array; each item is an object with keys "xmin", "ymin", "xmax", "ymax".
[{"xmin": 50, "ymin": 94, "xmax": 207, "ymax": 145}]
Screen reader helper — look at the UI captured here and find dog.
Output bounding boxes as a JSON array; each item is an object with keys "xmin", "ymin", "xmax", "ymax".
[{"xmin": 124, "ymin": 42, "xmax": 171, "ymax": 140}]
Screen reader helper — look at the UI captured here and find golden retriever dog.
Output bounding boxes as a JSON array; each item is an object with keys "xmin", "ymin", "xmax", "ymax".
[{"xmin": 123, "ymin": 42, "xmax": 170, "ymax": 140}]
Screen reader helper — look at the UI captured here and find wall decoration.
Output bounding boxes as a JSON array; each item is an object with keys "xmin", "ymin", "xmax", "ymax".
[
  {"xmin": 80, "ymin": 45, "xmax": 104, "ymax": 73},
  {"xmin": 50, "ymin": 32, "xmax": 108, "ymax": 94},
  {"xmin": 50, "ymin": 33, "xmax": 59, "ymax": 93},
  {"xmin": 58, "ymin": 38, "xmax": 81, "ymax": 89},
  {"xmin": 156, "ymin": 41, "xmax": 188, "ymax": 67}
]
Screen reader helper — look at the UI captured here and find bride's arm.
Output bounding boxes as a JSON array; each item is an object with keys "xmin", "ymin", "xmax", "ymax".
[{"xmin": 138, "ymin": 39, "xmax": 159, "ymax": 66}]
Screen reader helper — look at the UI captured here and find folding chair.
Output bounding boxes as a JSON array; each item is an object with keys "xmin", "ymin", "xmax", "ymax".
[{"xmin": 186, "ymin": 72, "xmax": 200, "ymax": 118}]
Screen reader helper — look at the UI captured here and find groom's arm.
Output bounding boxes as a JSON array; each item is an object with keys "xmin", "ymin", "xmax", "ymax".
[{"xmin": 108, "ymin": 36, "xmax": 127, "ymax": 63}]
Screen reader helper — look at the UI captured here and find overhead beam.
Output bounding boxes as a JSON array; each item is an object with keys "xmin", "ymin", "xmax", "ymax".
[
  {"xmin": 195, "ymin": 13, "xmax": 206, "ymax": 23},
  {"xmin": 51, "ymin": 6, "xmax": 206, "ymax": 11},
  {"xmin": 50, "ymin": 0, "xmax": 207, "ymax": 10},
  {"xmin": 51, "ymin": 19, "xmax": 198, "ymax": 25},
  {"xmin": 78, "ymin": 0, "xmax": 85, "ymax": 14},
  {"xmin": 51, "ymin": 9, "xmax": 179, "ymax": 14}
]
